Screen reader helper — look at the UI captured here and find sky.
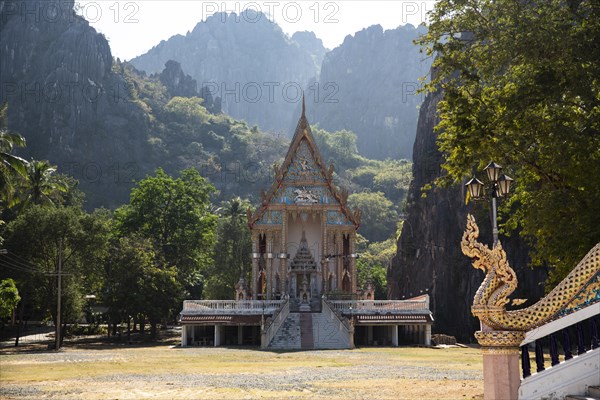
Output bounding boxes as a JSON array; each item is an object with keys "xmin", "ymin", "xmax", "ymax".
[{"xmin": 76, "ymin": 1, "xmax": 435, "ymax": 60}]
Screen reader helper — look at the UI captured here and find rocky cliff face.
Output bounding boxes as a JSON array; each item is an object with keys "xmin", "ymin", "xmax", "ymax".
[
  {"xmin": 130, "ymin": 11, "xmax": 318, "ymax": 134},
  {"xmin": 157, "ymin": 60, "xmax": 221, "ymax": 114},
  {"xmin": 387, "ymin": 85, "xmax": 548, "ymax": 341},
  {"xmin": 0, "ymin": 0, "xmax": 152, "ymax": 207},
  {"xmin": 309, "ymin": 24, "xmax": 432, "ymax": 160},
  {"xmin": 291, "ymin": 31, "xmax": 328, "ymax": 73}
]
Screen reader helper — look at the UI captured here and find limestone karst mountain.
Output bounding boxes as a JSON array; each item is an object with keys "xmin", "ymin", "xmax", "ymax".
[
  {"xmin": 132, "ymin": 14, "xmax": 431, "ymax": 161},
  {"xmin": 308, "ymin": 24, "xmax": 432, "ymax": 160},
  {"xmin": 0, "ymin": 1, "xmax": 287, "ymax": 208},
  {"xmin": 130, "ymin": 11, "xmax": 320, "ymax": 135}
]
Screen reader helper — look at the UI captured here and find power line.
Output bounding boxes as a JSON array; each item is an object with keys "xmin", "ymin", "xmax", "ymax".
[
  {"xmin": 0, "ymin": 253, "xmax": 72, "ymax": 276},
  {"xmin": 4, "ymin": 251, "xmax": 46, "ymax": 271},
  {"xmin": 3, "ymin": 253, "xmax": 45, "ymax": 272},
  {"xmin": 0, "ymin": 261, "xmax": 39, "ymax": 274}
]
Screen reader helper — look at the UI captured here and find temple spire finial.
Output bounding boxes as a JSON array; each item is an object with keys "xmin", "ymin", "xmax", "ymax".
[{"xmin": 301, "ymin": 92, "xmax": 306, "ymax": 119}]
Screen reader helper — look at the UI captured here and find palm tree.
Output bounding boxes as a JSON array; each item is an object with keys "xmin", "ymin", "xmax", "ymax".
[
  {"xmin": 23, "ymin": 160, "xmax": 68, "ymax": 207},
  {"xmin": 0, "ymin": 103, "xmax": 28, "ymax": 209}
]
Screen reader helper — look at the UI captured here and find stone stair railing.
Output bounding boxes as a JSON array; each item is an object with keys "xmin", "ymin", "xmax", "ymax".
[
  {"xmin": 518, "ymin": 303, "xmax": 600, "ymax": 400},
  {"xmin": 261, "ymin": 298, "xmax": 289, "ymax": 349},
  {"xmin": 322, "ymin": 299, "xmax": 353, "ymax": 336}
]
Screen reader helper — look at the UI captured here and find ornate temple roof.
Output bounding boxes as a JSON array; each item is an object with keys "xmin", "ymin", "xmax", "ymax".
[{"xmin": 247, "ymin": 96, "xmax": 361, "ymax": 230}]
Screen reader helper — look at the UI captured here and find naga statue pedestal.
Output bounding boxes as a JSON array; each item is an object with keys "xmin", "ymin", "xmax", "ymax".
[{"xmin": 475, "ymin": 330, "xmax": 525, "ymax": 400}]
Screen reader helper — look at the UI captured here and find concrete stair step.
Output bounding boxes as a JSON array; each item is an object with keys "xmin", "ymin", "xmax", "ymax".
[
  {"xmin": 565, "ymin": 397, "xmax": 600, "ymax": 400},
  {"xmin": 268, "ymin": 313, "xmax": 301, "ymax": 349},
  {"xmin": 300, "ymin": 313, "xmax": 314, "ymax": 350},
  {"xmin": 590, "ymin": 387, "xmax": 600, "ymax": 398}
]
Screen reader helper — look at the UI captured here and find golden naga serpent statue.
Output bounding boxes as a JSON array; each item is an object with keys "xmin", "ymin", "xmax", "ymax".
[{"xmin": 461, "ymin": 214, "xmax": 600, "ymax": 331}]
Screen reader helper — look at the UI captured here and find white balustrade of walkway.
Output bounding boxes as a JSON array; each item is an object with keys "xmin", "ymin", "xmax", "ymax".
[
  {"xmin": 182, "ymin": 300, "xmax": 284, "ymax": 315},
  {"xmin": 327, "ymin": 299, "xmax": 430, "ymax": 314}
]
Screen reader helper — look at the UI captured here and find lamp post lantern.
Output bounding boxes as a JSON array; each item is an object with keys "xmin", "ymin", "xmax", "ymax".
[{"xmin": 465, "ymin": 161, "xmax": 514, "ymax": 247}]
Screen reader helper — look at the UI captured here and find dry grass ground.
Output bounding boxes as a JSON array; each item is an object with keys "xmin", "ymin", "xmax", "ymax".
[{"xmin": 0, "ymin": 337, "xmax": 483, "ymax": 399}]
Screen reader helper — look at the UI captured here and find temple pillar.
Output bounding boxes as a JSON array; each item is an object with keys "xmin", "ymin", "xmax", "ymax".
[
  {"xmin": 367, "ymin": 326, "xmax": 373, "ymax": 345},
  {"xmin": 425, "ymin": 324, "xmax": 432, "ymax": 346},
  {"xmin": 282, "ymin": 212, "xmax": 288, "ymax": 296},
  {"xmin": 350, "ymin": 233, "xmax": 357, "ymax": 292},
  {"xmin": 266, "ymin": 233, "xmax": 273, "ymax": 299},
  {"xmin": 475, "ymin": 330, "xmax": 525, "ymax": 400},
  {"xmin": 321, "ymin": 213, "xmax": 326, "ymax": 295},
  {"xmin": 336, "ymin": 234, "xmax": 343, "ymax": 290},
  {"xmin": 391, "ymin": 325, "xmax": 399, "ymax": 347},
  {"xmin": 251, "ymin": 233, "xmax": 259, "ymax": 299},
  {"xmin": 237, "ymin": 326, "xmax": 243, "ymax": 345},
  {"xmin": 182, "ymin": 325, "xmax": 188, "ymax": 347},
  {"xmin": 214, "ymin": 325, "xmax": 222, "ymax": 347}
]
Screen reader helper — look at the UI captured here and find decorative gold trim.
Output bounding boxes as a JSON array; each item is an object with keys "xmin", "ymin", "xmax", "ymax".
[
  {"xmin": 461, "ymin": 214, "xmax": 600, "ymax": 331},
  {"xmin": 475, "ymin": 330, "xmax": 525, "ymax": 348},
  {"xmin": 481, "ymin": 347, "xmax": 521, "ymax": 355}
]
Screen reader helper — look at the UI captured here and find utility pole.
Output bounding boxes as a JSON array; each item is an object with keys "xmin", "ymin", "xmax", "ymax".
[{"xmin": 56, "ymin": 239, "xmax": 62, "ymax": 351}]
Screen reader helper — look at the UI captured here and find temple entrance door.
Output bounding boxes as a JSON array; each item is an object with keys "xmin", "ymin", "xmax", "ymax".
[
  {"xmin": 257, "ymin": 272, "xmax": 265, "ymax": 299},
  {"xmin": 342, "ymin": 274, "xmax": 351, "ymax": 293}
]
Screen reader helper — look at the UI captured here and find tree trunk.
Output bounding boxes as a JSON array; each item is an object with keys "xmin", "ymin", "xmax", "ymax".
[
  {"xmin": 139, "ymin": 317, "xmax": 145, "ymax": 336},
  {"xmin": 127, "ymin": 318, "xmax": 131, "ymax": 343},
  {"xmin": 59, "ymin": 321, "xmax": 67, "ymax": 347},
  {"xmin": 14, "ymin": 297, "xmax": 25, "ymax": 347},
  {"xmin": 150, "ymin": 321, "xmax": 157, "ymax": 338}
]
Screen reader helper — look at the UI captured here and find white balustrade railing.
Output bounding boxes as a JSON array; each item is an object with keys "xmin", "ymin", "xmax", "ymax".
[
  {"xmin": 262, "ymin": 299, "xmax": 290, "ymax": 349},
  {"xmin": 322, "ymin": 299, "xmax": 353, "ymax": 333},
  {"xmin": 518, "ymin": 301, "xmax": 599, "ymax": 400},
  {"xmin": 182, "ymin": 300, "xmax": 284, "ymax": 314},
  {"xmin": 327, "ymin": 298, "xmax": 430, "ymax": 313}
]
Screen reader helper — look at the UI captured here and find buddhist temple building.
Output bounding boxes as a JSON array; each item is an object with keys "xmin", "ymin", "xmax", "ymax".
[
  {"xmin": 179, "ymin": 99, "xmax": 433, "ymax": 349},
  {"xmin": 245, "ymin": 97, "xmax": 360, "ymax": 306}
]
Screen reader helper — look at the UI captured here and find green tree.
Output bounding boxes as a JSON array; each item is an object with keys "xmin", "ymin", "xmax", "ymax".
[
  {"xmin": 418, "ymin": 0, "xmax": 600, "ymax": 285},
  {"xmin": 312, "ymin": 127, "xmax": 362, "ymax": 170},
  {"xmin": 349, "ymin": 191, "xmax": 398, "ymax": 242},
  {"xmin": 104, "ymin": 235, "xmax": 181, "ymax": 336},
  {"xmin": 0, "ymin": 278, "xmax": 20, "ymax": 321},
  {"xmin": 4, "ymin": 206, "xmax": 110, "ymax": 331},
  {"xmin": 204, "ymin": 197, "xmax": 252, "ymax": 299},
  {"xmin": 18, "ymin": 160, "xmax": 69, "ymax": 208},
  {"xmin": 163, "ymin": 97, "xmax": 211, "ymax": 125},
  {"xmin": 356, "ymin": 261, "xmax": 387, "ymax": 300},
  {"xmin": 114, "ymin": 168, "xmax": 217, "ymax": 331},
  {"xmin": 0, "ymin": 103, "xmax": 28, "ymax": 210}
]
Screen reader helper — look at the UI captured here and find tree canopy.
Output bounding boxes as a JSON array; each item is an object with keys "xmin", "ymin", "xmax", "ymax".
[
  {"xmin": 418, "ymin": 0, "xmax": 600, "ymax": 285},
  {"xmin": 203, "ymin": 197, "xmax": 253, "ymax": 299}
]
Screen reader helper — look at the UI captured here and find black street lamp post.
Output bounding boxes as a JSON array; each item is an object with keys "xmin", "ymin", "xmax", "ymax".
[{"xmin": 466, "ymin": 161, "xmax": 514, "ymax": 247}]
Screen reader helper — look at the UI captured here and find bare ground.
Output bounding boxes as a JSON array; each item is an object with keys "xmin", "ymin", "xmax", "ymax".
[{"xmin": 0, "ymin": 334, "xmax": 483, "ymax": 400}]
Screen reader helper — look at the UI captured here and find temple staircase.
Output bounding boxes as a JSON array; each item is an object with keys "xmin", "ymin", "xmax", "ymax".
[
  {"xmin": 300, "ymin": 313, "xmax": 314, "ymax": 349},
  {"xmin": 566, "ymin": 384, "xmax": 600, "ymax": 400},
  {"xmin": 268, "ymin": 313, "xmax": 301, "ymax": 349},
  {"xmin": 265, "ymin": 299, "xmax": 352, "ymax": 350}
]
